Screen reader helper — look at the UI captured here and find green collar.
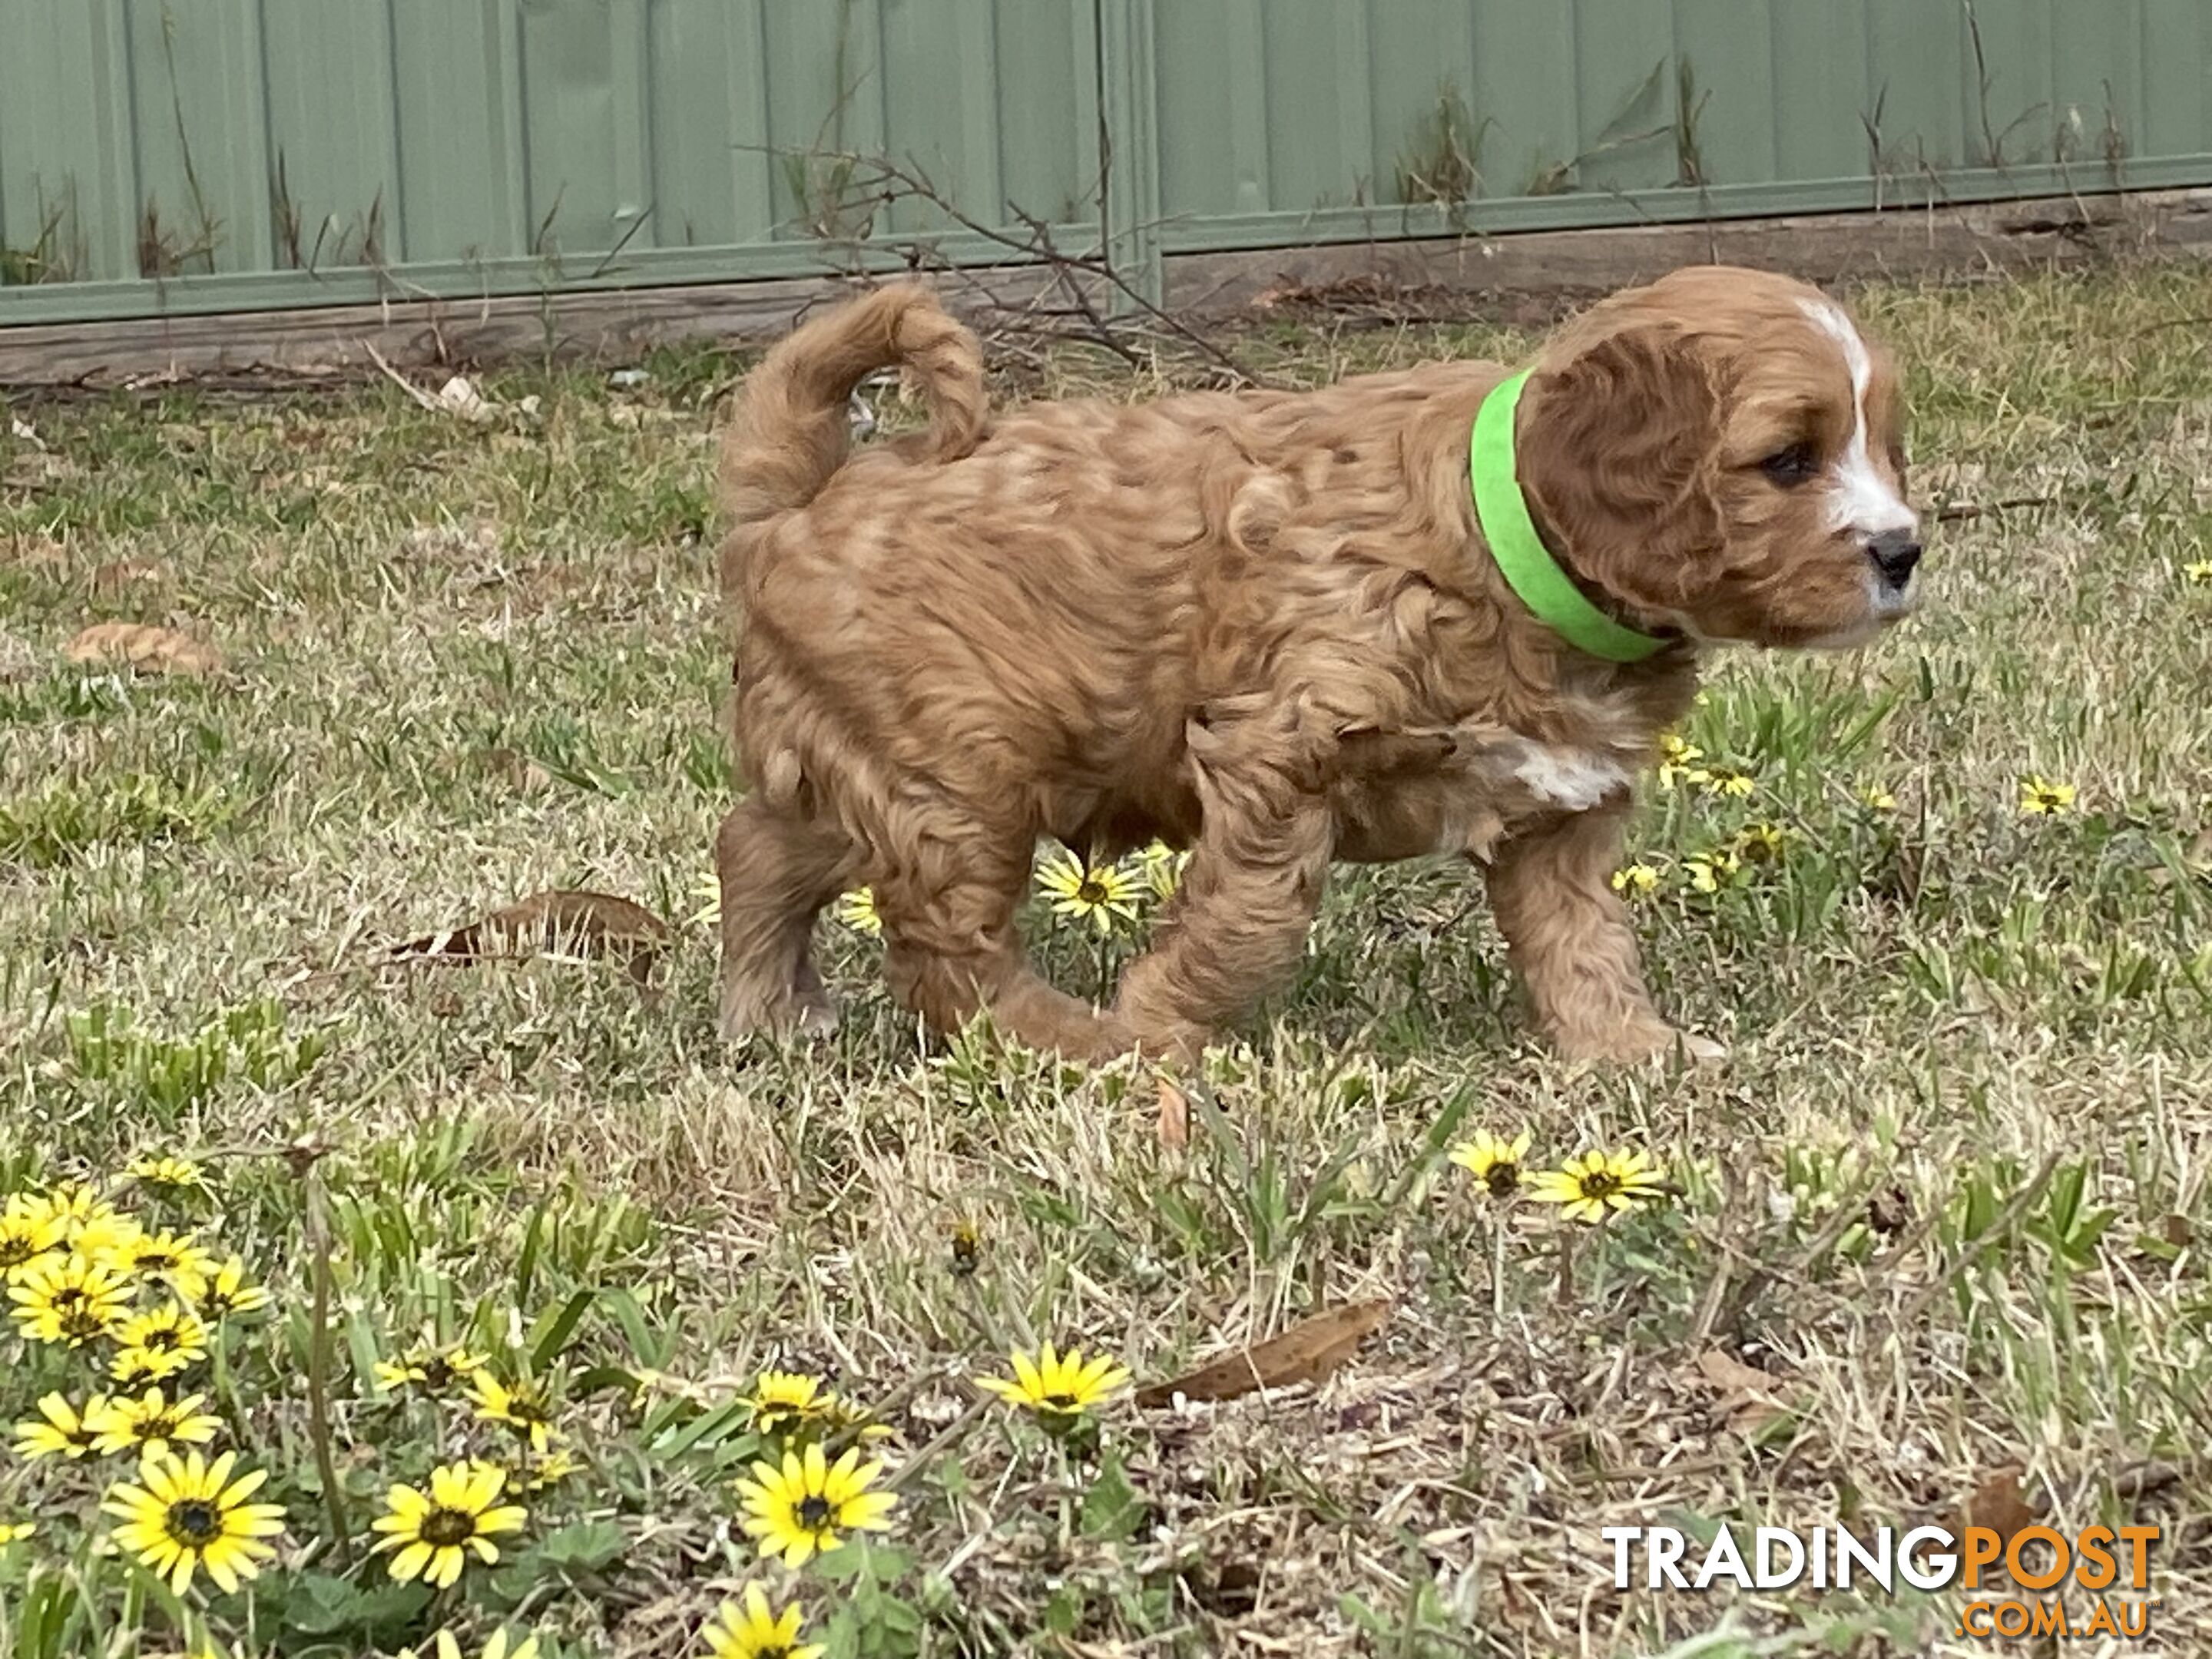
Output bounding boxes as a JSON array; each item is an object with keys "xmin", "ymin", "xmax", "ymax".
[{"xmin": 1469, "ymin": 369, "xmax": 1668, "ymax": 663}]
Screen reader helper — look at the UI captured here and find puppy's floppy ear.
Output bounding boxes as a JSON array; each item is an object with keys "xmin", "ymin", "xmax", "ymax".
[{"xmin": 1515, "ymin": 328, "xmax": 1726, "ymax": 614}]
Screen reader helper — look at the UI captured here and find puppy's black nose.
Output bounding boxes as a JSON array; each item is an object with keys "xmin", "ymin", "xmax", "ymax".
[{"xmin": 1866, "ymin": 528, "xmax": 1922, "ymax": 590}]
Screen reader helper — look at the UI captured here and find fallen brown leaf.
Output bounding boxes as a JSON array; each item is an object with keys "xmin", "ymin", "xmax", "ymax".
[
  {"xmin": 1135, "ymin": 1298, "xmax": 1391, "ymax": 1407},
  {"xmin": 1155, "ymin": 1079, "xmax": 1189, "ymax": 1151},
  {"xmin": 1693, "ymin": 1349, "xmax": 1790, "ymax": 1435},
  {"xmin": 1964, "ymin": 1464, "xmax": 2038, "ymax": 1548},
  {"xmin": 479, "ymin": 747, "xmax": 554, "ymax": 796},
  {"xmin": 390, "ymin": 890, "xmax": 673, "ymax": 988},
  {"xmin": 65, "ymin": 621, "xmax": 224, "ymax": 678},
  {"xmin": 88, "ymin": 559, "xmax": 167, "ymax": 598},
  {"xmin": 1866, "ymin": 1185, "xmax": 1913, "ymax": 1236}
]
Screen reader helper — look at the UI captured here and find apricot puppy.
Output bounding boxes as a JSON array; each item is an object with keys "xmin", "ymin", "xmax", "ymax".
[{"xmin": 712, "ymin": 267, "xmax": 1919, "ymax": 1063}]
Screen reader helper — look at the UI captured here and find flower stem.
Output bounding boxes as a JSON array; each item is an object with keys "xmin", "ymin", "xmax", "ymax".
[{"xmin": 293, "ymin": 1142, "xmax": 350, "ymax": 1560}]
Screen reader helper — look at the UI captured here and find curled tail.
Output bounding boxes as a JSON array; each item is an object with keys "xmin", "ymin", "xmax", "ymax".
[{"xmin": 717, "ymin": 283, "xmax": 985, "ymax": 588}]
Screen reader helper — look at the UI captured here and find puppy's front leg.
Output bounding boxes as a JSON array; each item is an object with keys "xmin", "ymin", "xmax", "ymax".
[
  {"xmin": 1111, "ymin": 714, "xmax": 1335, "ymax": 1061},
  {"xmin": 1484, "ymin": 804, "xmax": 1724, "ymax": 1064}
]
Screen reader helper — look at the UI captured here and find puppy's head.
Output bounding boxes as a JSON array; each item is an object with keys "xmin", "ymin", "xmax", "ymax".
[{"xmin": 1515, "ymin": 266, "xmax": 1919, "ymax": 650}]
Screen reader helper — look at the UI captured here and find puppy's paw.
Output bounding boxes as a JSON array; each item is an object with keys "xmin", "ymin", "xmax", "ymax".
[
  {"xmin": 1669, "ymin": 1028, "xmax": 1728, "ymax": 1065},
  {"xmin": 717, "ymin": 984, "xmax": 840, "ymax": 1045},
  {"xmin": 1552, "ymin": 1022, "xmax": 1727, "ymax": 1068}
]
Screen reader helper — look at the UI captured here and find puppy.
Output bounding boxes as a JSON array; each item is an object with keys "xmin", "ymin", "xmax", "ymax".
[{"xmin": 712, "ymin": 266, "xmax": 1919, "ymax": 1064}]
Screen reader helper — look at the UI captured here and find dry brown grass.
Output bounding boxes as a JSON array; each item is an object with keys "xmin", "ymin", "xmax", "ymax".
[{"xmin": 2, "ymin": 260, "xmax": 2210, "ymax": 1657}]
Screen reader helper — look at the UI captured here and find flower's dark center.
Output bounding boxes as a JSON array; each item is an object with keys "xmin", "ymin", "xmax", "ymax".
[
  {"xmin": 1076, "ymin": 879, "xmax": 1108, "ymax": 905},
  {"xmin": 136, "ymin": 1250, "xmax": 180, "ymax": 1270},
  {"xmin": 144, "ymin": 1327, "xmax": 183, "ymax": 1351},
  {"xmin": 795, "ymin": 1495, "xmax": 835, "ymax": 1532},
  {"xmin": 202, "ymin": 1291, "xmax": 236, "ymax": 1313},
  {"xmin": 164, "ymin": 1499, "xmax": 223, "ymax": 1548},
  {"xmin": 136, "ymin": 1412, "xmax": 183, "ymax": 1439},
  {"xmin": 420, "ymin": 1360, "xmax": 454, "ymax": 1388},
  {"xmin": 50, "ymin": 1286, "xmax": 86, "ymax": 1309},
  {"xmin": 60, "ymin": 1306, "xmax": 109, "ymax": 1342},
  {"xmin": 65, "ymin": 1424, "xmax": 97, "ymax": 1448},
  {"xmin": 1041, "ymin": 1392, "xmax": 1081, "ymax": 1412},
  {"xmin": 1578, "ymin": 1172, "xmax": 1624, "ymax": 1200},
  {"xmin": 0, "ymin": 1239, "xmax": 35, "ymax": 1267},
  {"xmin": 419, "ymin": 1506, "xmax": 480, "ymax": 1548},
  {"xmin": 1484, "ymin": 1164, "xmax": 1520, "ymax": 1197}
]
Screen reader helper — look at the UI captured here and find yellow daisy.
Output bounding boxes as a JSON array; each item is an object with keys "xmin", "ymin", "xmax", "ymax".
[
  {"xmin": 94, "ymin": 1388, "xmax": 223, "ymax": 1459},
  {"xmin": 745, "ymin": 1370, "xmax": 833, "ymax": 1439},
  {"xmin": 14, "ymin": 1392, "xmax": 119, "ymax": 1459},
  {"xmin": 1684, "ymin": 849, "xmax": 1740, "ymax": 894},
  {"xmin": 116, "ymin": 1303, "xmax": 210, "ymax": 1366},
  {"xmin": 1527, "ymin": 1150, "xmax": 1667, "ymax": 1224},
  {"xmin": 8, "ymin": 1253, "xmax": 134, "ymax": 1346},
  {"xmin": 20, "ymin": 1181, "xmax": 109, "ymax": 1233},
  {"xmin": 1610, "ymin": 863, "xmax": 1661, "ymax": 899},
  {"xmin": 376, "ymin": 1340, "xmax": 489, "ymax": 1395},
  {"xmin": 1449, "ymin": 1128, "xmax": 1534, "ymax": 1198},
  {"xmin": 1036, "ymin": 846, "xmax": 1142, "ymax": 935},
  {"xmin": 111, "ymin": 1345, "xmax": 194, "ymax": 1392},
  {"xmin": 974, "ymin": 1343, "xmax": 1131, "ymax": 1419},
  {"xmin": 1700, "ymin": 765, "xmax": 1757, "ymax": 799},
  {"xmin": 183, "ymin": 1255, "xmax": 272, "ymax": 1317},
  {"xmin": 702, "ymin": 1584, "xmax": 825, "ymax": 1659},
  {"xmin": 2181, "ymin": 559, "xmax": 2212, "ymax": 584},
  {"xmin": 370, "ymin": 1460, "xmax": 528, "ymax": 1589},
  {"xmin": 1134, "ymin": 840, "xmax": 1190, "ymax": 901},
  {"xmin": 499, "ymin": 1445, "xmax": 581, "ymax": 1495},
  {"xmin": 833, "ymin": 887, "xmax": 882, "ymax": 937},
  {"xmin": 125, "ymin": 1155, "xmax": 210, "ymax": 1194},
  {"xmin": 1729, "ymin": 823, "xmax": 1791, "ymax": 865},
  {"xmin": 2019, "ymin": 774, "xmax": 2077, "ymax": 816},
  {"xmin": 1859, "ymin": 783, "xmax": 1897, "ymax": 812},
  {"xmin": 109, "ymin": 1229, "xmax": 219, "ymax": 1290},
  {"xmin": 735, "ymin": 1442, "xmax": 897, "ymax": 1568},
  {"xmin": 70, "ymin": 1208, "xmax": 147, "ymax": 1265},
  {"xmin": 0, "ymin": 1200, "xmax": 67, "ymax": 1282},
  {"xmin": 102, "ymin": 1449, "xmax": 286, "ymax": 1595},
  {"xmin": 468, "ymin": 1373, "xmax": 559, "ymax": 1453},
  {"xmin": 1656, "ymin": 734, "xmax": 1710, "ymax": 788}
]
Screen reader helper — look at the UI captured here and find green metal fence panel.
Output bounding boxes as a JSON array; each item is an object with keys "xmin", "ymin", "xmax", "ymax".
[
  {"xmin": 1145, "ymin": 0, "xmax": 2212, "ymax": 253},
  {"xmin": 2, "ymin": 0, "xmax": 2210, "ymax": 327},
  {"xmin": 0, "ymin": 0, "xmax": 1101, "ymax": 324}
]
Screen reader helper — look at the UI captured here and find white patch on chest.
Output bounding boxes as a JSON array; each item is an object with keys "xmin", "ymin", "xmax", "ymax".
[
  {"xmin": 1509, "ymin": 743, "xmax": 1631, "ymax": 811},
  {"xmin": 1800, "ymin": 300, "xmax": 1917, "ymax": 541}
]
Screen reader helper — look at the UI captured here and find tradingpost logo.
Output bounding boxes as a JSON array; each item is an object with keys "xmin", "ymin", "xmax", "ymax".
[{"xmin": 1604, "ymin": 1522, "xmax": 2158, "ymax": 1640}]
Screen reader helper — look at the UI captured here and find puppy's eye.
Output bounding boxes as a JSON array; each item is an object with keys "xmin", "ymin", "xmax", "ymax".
[{"xmin": 1759, "ymin": 442, "xmax": 1817, "ymax": 488}]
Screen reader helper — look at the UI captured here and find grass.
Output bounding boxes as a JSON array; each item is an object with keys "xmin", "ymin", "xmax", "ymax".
[{"xmin": 2, "ymin": 260, "xmax": 2212, "ymax": 1657}]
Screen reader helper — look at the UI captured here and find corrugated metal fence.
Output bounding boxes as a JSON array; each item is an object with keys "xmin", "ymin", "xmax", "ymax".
[{"xmin": 3, "ymin": 0, "xmax": 2210, "ymax": 327}]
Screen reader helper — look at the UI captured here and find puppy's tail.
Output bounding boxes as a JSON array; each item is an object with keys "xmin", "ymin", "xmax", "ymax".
[{"xmin": 718, "ymin": 283, "xmax": 985, "ymax": 554}]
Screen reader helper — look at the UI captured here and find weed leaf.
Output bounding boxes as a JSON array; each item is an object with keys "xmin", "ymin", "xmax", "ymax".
[
  {"xmin": 65, "ymin": 621, "xmax": 223, "ymax": 677},
  {"xmin": 390, "ymin": 889, "xmax": 673, "ymax": 986},
  {"xmin": 1136, "ymin": 1297, "xmax": 1391, "ymax": 1406}
]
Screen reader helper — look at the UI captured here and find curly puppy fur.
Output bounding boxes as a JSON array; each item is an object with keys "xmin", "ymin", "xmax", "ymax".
[{"xmin": 713, "ymin": 267, "xmax": 1918, "ymax": 1064}]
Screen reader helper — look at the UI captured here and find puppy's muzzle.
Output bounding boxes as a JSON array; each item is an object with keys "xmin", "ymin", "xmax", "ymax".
[{"xmin": 1866, "ymin": 527, "xmax": 1922, "ymax": 594}]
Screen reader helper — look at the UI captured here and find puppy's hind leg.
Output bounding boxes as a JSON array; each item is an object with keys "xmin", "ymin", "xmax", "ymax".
[
  {"xmin": 874, "ymin": 825, "xmax": 1129, "ymax": 1062},
  {"xmin": 715, "ymin": 796, "xmax": 853, "ymax": 1041}
]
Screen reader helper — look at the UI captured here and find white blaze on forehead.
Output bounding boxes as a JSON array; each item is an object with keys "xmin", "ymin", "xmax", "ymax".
[{"xmin": 1800, "ymin": 299, "xmax": 1917, "ymax": 539}]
